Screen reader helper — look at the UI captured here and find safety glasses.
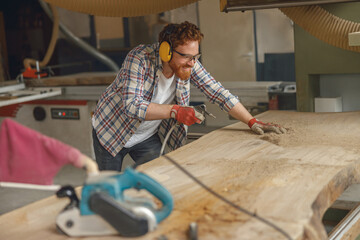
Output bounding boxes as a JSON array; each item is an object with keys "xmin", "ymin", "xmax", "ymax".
[{"xmin": 173, "ymin": 49, "xmax": 201, "ymax": 62}]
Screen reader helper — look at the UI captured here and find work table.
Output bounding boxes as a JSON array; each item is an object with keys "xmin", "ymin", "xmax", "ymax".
[{"xmin": 1, "ymin": 110, "xmax": 360, "ymax": 239}]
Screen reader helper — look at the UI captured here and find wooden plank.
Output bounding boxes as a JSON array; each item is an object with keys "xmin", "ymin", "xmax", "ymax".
[
  {"xmin": 24, "ymin": 72, "xmax": 117, "ymax": 87},
  {"xmin": 1, "ymin": 110, "xmax": 360, "ymax": 240}
]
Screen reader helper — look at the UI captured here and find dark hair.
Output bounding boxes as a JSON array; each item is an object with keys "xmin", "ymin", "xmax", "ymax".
[{"xmin": 158, "ymin": 21, "xmax": 204, "ymax": 49}]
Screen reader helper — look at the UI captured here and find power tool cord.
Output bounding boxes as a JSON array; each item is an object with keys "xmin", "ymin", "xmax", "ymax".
[
  {"xmin": 159, "ymin": 124, "xmax": 176, "ymax": 157},
  {"xmin": 135, "ymin": 122, "xmax": 292, "ymax": 239},
  {"xmin": 162, "ymin": 155, "xmax": 292, "ymax": 240}
]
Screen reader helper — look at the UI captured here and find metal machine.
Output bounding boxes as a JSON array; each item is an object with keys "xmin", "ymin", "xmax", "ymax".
[
  {"xmin": 56, "ymin": 167, "xmax": 173, "ymax": 237},
  {"xmin": 0, "ymin": 81, "xmax": 61, "ymax": 107},
  {"xmin": 0, "ymin": 84, "xmax": 107, "ymax": 158}
]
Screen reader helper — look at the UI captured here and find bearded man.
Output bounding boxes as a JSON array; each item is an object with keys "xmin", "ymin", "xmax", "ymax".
[{"xmin": 92, "ymin": 21, "xmax": 285, "ymax": 171}]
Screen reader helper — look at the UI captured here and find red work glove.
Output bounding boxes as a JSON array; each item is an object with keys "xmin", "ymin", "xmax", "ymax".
[
  {"xmin": 248, "ymin": 118, "xmax": 286, "ymax": 135},
  {"xmin": 170, "ymin": 105, "xmax": 205, "ymax": 126}
]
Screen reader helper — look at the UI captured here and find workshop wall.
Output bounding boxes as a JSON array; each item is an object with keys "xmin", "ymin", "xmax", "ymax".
[
  {"xmin": 319, "ymin": 74, "xmax": 360, "ymax": 112},
  {"xmin": 255, "ymin": 9, "xmax": 294, "ymax": 63},
  {"xmin": 126, "ymin": 3, "xmax": 198, "ymax": 47},
  {"xmin": 0, "ymin": 12, "xmax": 8, "ymax": 81},
  {"xmin": 0, "ymin": 0, "xmax": 55, "ymax": 79},
  {"xmin": 0, "ymin": 0, "xmax": 128, "ymax": 78},
  {"xmin": 199, "ymin": 0, "xmax": 256, "ymax": 83},
  {"xmin": 1, "ymin": 0, "xmax": 295, "ymax": 82},
  {"xmin": 294, "ymin": 2, "xmax": 360, "ymax": 112},
  {"xmin": 255, "ymin": 9, "xmax": 295, "ymax": 82},
  {"xmin": 57, "ymin": 7, "xmax": 91, "ymax": 39},
  {"xmin": 198, "ymin": 0, "xmax": 295, "ymax": 83}
]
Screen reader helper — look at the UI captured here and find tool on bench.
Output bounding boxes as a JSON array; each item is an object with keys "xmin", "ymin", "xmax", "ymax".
[{"xmin": 56, "ymin": 167, "xmax": 173, "ymax": 237}]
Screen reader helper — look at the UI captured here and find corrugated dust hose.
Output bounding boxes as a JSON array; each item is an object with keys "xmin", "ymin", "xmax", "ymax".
[
  {"xmin": 280, "ymin": 5, "xmax": 360, "ymax": 53},
  {"xmin": 42, "ymin": 1, "xmax": 360, "ymax": 54},
  {"xmin": 23, "ymin": 3, "xmax": 59, "ymax": 69},
  {"xmin": 42, "ymin": 0, "xmax": 198, "ymax": 17}
]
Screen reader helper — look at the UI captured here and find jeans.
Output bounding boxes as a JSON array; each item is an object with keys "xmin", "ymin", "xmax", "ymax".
[{"xmin": 92, "ymin": 129, "xmax": 162, "ymax": 171}]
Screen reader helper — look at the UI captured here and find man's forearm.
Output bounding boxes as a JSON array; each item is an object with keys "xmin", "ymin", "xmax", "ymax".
[
  {"xmin": 228, "ymin": 102, "xmax": 253, "ymax": 124},
  {"xmin": 145, "ymin": 103, "xmax": 173, "ymax": 120},
  {"xmin": 145, "ymin": 102, "xmax": 253, "ymax": 124}
]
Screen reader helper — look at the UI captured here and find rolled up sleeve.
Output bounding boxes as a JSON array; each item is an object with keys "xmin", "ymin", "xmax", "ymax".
[{"xmin": 191, "ymin": 61, "xmax": 239, "ymax": 112}]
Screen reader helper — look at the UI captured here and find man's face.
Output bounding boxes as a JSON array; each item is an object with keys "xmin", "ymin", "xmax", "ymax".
[{"xmin": 169, "ymin": 40, "xmax": 200, "ymax": 80}]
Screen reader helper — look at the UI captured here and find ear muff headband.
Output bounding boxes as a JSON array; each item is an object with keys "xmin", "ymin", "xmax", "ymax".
[{"xmin": 159, "ymin": 24, "xmax": 178, "ymax": 63}]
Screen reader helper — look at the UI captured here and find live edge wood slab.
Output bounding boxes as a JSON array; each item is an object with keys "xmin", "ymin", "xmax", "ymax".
[{"xmin": 1, "ymin": 111, "xmax": 360, "ymax": 240}]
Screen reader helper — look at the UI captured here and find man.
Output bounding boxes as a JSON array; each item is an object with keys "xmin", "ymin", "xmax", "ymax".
[{"xmin": 92, "ymin": 21, "xmax": 285, "ymax": 171}]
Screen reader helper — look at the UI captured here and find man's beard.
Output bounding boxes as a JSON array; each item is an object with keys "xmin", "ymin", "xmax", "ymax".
[{"xmin": 169, "ymin": 61, "xmax": 192, "ymax": 80}]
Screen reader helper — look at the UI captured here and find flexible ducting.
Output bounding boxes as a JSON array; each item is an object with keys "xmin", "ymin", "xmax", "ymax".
[
  {"xmin": 38, "ymin": 1, "xmax": 119, "ymax": 72},
  {"xmin": 280, "ymin": 5, "xmax": 360, "ymax": 53},
  {"xmin": 23, "ymin": 3, "xmax": 59, "ymax": 69},
  {"xmin": 23, "ymin": 1, "xmax": 120, "ymax": 72},
  {"xmin": 42, "ymin": 0, "xmax": 198, "ymax": 17},
  {"xmin": 41, "ymin": 0, "xmax": 360, "ymax": 54}
]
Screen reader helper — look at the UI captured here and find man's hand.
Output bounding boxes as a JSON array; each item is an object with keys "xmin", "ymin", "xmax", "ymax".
[
  {"xmin": 248, "ymin": 118, "xmax": 286, "ymax": 135},
  {"xmin": 170, "ymin": 105, "xmax": 205, "ymax": 126}
]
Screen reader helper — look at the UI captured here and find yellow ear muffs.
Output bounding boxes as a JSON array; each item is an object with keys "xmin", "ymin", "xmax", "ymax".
[{"xmin": 159, "ymin": 41, "xmax": 172, "ymax": 62}]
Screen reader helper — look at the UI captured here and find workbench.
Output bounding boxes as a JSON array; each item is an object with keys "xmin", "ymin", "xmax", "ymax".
[
  {"xmin": 1, "ymin": 110, "xmax": 360, "ymax": 240},
  {"xmin": 24, "ymin": 72, "xmax": 116, "ymax": 87}
]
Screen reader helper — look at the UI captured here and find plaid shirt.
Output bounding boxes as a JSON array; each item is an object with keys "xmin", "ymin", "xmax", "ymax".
[{"xmin": 92, "ymin": 43, "xmax": 239, "ymax": 157}]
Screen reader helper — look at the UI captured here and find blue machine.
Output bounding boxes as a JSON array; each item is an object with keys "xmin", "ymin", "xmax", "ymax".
[{"xmin": 56, "ymin": 167, "xmax": 173, "ymax": 237}]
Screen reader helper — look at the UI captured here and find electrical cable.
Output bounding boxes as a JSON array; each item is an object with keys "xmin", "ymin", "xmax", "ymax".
[
  {"xmin": 162, "ymin": 154, "xmax": 293, "ymax": 240},
  {"xmin": 159, "ymin": 124, "xmax": 176, "ymax": 157},
  {"xmin": 136, "ymin": 109, "xmax": 292, "ymax": 239}
]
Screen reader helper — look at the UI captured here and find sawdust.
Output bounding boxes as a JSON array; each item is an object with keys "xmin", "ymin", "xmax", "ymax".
[
  {"xmin": 259, "ymin": 127, "xmax": 295, "ymax": 146},
  {"xmin": 140, "ymin": 111, "xmax": 360, "ymax": 239},
  {"xmin": 257, "ymin": 117, "xmax": 360, "ymax": 155},
  {"xmin": 151, "ymin": 196, "xmax": 219, "ymax": 239},
  {"xmin": 260, "ymin": 134, "xmax": 281, "ymax": 145}
]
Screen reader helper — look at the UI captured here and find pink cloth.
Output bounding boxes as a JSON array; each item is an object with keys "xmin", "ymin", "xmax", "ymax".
[{"xmin": 0, "ymin": 118, "xmax": 84, "ymax": 185}]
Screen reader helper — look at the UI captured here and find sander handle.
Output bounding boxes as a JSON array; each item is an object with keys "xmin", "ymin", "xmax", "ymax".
[
  {"xmin": 116, "ymin": 167, "xmax": 174, "ymax": 223},
  {"xmin": 89, "ymin": 191, "xmax": 149, "ymax": 237}
]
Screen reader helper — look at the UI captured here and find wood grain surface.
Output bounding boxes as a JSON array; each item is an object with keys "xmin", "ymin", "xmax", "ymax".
[
  {"xmin": 1, "ymin": 110, "xmax": 360, "ymax": 240},
  {"xmin": 24, "ymin": 72, "xmax": 116, "ymax": 87}
]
